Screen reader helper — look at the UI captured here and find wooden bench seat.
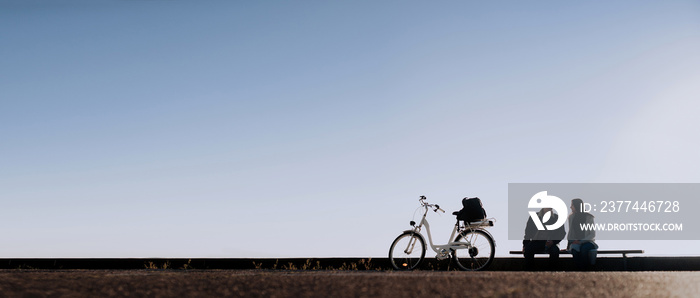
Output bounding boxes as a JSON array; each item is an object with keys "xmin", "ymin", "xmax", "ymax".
[{"xmin": 509, "ymin": 249, "xmax": 644, "ymax": 270}]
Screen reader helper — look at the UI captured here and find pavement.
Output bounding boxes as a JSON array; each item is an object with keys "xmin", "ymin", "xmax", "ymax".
[{"xmin": 2, "ymin": 270, "xmax": 700, "ymax": 297}]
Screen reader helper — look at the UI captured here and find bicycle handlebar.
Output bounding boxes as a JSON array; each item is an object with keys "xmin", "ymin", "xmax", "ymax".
[{"xmin": 418, "ymin": 196, "xmax": 445, "ymax": 213}]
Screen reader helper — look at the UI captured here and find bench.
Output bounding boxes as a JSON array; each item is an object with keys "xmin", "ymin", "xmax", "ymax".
[{"xmin": 509, "ymin": 249, "xmax": 644, "ymax": 270}]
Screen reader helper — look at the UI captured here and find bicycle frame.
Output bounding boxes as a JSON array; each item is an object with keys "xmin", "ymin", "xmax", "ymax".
[
  {"xmin": 390, "ymin": 196, "xmax": 497, "ymax": 271},
  {"xmin": 405, "ymin": 203, "xmax": 494, "ymax": 255}
]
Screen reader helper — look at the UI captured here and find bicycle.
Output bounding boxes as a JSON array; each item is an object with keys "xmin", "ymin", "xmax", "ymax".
[{"xmin": 388, "ymin": 196, "xmax": 496, "ymax": 271}]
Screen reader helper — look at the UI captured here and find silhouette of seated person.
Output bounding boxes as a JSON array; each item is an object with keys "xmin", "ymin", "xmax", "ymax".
[
  {"xmin": 523, "ymin": 207, "xmax": 566, "ymax": 270},
  {"xmin": 567, "ymin": 198, "xmax": 598, "ymax": 270}
]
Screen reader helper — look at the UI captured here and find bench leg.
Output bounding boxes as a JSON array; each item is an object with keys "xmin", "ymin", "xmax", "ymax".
[{"xmin": 622, "ymin": 253, "xmax": 627, "ymax": 270}]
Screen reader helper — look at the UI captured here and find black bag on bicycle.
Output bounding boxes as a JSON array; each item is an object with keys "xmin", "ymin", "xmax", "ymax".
[{"xmin": 457, "ymin": 197, "xmax": 487, "ymax": 222}]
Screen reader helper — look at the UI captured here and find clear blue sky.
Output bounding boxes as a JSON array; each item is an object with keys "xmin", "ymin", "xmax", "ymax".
[{"xmin": 2, "ymin": 0, "xmax": 700, "ymax": 257}]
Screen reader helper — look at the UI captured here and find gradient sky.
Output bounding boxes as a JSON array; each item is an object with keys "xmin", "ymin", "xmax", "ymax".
[{"xmin": 2, "ymin": 0, "xmax": 700, "ymax": 258}]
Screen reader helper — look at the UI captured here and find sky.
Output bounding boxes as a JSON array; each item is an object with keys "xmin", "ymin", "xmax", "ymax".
[{"xmin": 2, "ymin": 0, "xmax": 700, "ymax": 258}]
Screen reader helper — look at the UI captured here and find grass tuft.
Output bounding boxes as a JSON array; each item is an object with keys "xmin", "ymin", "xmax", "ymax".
[
  {"xmin": 249, "ymin": 258, "xmax": 384, "ymax": 271},
  {"xmin": 144, "ymin": 261, "xmax": 171, "ymax": 270},
  {"xmin": 181, "ymin": 259, "xmax": 194, "ymax": 270}
]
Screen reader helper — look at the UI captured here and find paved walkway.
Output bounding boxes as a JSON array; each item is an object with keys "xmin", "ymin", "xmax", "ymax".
[{"xmin": 2, "ymin": 270, "xmax": 700, "ymax": 297}]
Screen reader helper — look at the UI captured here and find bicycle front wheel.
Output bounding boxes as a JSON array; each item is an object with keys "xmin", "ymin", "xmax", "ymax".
[
  {"xmin": 452, "ymin": 229, "xmax": 495, "ymax": 271},
  {"xmin": 388, "ymin": 232, "xmax": 426, "ymax": 270}
]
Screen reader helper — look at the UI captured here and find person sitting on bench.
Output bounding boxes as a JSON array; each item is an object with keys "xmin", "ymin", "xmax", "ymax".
[
  {"xmin": 567, "ymin": 198, "xmax": 599, "ymax": 270},
  {"xmin": 523, "ymin": 207, "xmax": 566, "ymax": 270}
]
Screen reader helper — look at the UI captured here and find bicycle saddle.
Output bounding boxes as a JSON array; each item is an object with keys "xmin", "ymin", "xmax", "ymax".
[{"xmin": 452, "ymin": 211, "xmax": 460, "ymax": 216}]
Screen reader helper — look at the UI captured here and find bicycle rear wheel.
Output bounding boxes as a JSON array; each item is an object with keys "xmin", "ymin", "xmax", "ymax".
[
  {"xmin": 452, "ymin": 229, "xmax": 495, "ymax": 271},
  {"xmin": 388, "ymin": 232, "xmax": 426, "ymax": 270}
]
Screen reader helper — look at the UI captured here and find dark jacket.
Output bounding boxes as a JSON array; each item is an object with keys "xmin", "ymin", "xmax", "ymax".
[
  {"xmin": 567, "ymin": 212, "xmax": 596, "ymax": 243},
  {"xmin": 523, "ymin": 211, "xmax": 566, "ymax": 245}
]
